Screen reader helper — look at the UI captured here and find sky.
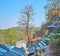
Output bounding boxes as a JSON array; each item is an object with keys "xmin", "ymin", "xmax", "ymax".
[{"xmin": 0, "ymin": 0, "xmax": 47, "ymax": 29}]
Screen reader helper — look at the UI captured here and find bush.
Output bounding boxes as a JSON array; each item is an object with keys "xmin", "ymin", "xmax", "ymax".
[
  {"xmin": 48, "ymin": 34, "xmax": 60, "ymax": 40},
  {"xmin": 50, "ymin": 38, "xmax": 60, "ymax": 56},
  {"xmin": 44, "ymin": 40, "xmax": 50, "ymax": 45}
]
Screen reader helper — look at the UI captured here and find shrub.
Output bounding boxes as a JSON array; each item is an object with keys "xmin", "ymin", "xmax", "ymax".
[{"xmin": 50, "ymin": 38, "xmax": 60, "ymax": 56}]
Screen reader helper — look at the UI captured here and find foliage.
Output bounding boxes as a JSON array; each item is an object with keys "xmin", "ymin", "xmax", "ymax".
[
  {"xmin": 50, "ymin": 38, "xmax": 60, "ymax": 55},
  {"xmin": 44, "ymin": 40, "xmax": 50, "ymax": 45},
  {"xmin": 56, "ymin": 28, "xmax": 60, "ymax": 33},
  {"xmin": 44, "ymin": 34, "xmax": 60, "ymax": 45},
  {"xmin": 48, "ymin": 34, "xmax": 60, "ymax": 40},
  {"xmin": 0, "ymin": 29, "xmax": 19, "ymax": 46},
  {"xmin": 0, "ymin": 27, "xmax": 39, "ymax": 45}
]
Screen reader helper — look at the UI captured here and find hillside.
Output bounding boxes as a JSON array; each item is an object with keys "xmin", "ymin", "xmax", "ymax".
[{"xmin": 0, "ymin": 27, "xmax": 40, "ymax": 46}]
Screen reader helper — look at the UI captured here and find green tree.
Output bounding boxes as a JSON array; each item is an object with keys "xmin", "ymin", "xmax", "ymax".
[
  {"xmin": 56, "ymin": 28, "xmax": 60, "ymax": 33},
  {"xmin": 3, "ymin": 29, "xmax": 19, "ymax": 46}
]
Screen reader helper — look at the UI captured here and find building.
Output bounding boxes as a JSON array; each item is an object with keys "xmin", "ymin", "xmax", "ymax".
[
  {"xmin": 0, "ymin": 37, "xmax": 48, "ymax": 56},
  {"xmin": 44, "ymin": 8, "xmax": 60, "ymax": 35}
]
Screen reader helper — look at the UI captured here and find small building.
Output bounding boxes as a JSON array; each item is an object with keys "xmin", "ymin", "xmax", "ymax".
[
  {"xmin": 44, "ymin": 15, "xmax": 60, "ymax": 35},
  {"xmin": 41, "ymin": 8, "xmax": 60, "ymax": 35},
  {"xmin": 0, "ymin": 37, "xmax": 47, "ymax": 56},
  {"xmin": 16, "ymin": 40, "xmax": 26, "ymax": 49}
]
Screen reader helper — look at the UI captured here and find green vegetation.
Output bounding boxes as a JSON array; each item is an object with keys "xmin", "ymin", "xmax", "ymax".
[
  {"xmin": 56, "ymin": 28, "xmax": 60, "ymax": 33},
  {"xmin": 48, "ymin": 34, "xmax": 60, "ymax": 40},
  {"xmin": 0, "ymin": 27, "xmax": 19, "ymax": 46},
  {"xmin": 0, "ymin": 27, "xmax": 40, "ymax": 46},
  {"xmin": 50, "ymin": 38, "xmax": 60, "ymax": 56}
]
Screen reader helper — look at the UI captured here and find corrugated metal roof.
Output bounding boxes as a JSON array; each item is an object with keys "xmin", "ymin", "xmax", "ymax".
[
  {"xmin": 0, "ymin": 44, "xmax": 26, "ymax": 56},
  {"xmin": 28, "ymin": 46, "xmax": 35, "ymax": 54},
  {"xmin": 11, "ymin": 47, "xmax": 26, "ymax": 56},
  {"xmin": 4, "ymin": 51, "xmax": 20, "ymax": 56},
  {"xmin": 0, "ymin": 44, "xmax": 9, "ymax": 56},
  {"xmin": 0, "ymin": 38, "xmax": 47, "ymax": 56},
  {"xmin": 28, "ymin": 41, "xmax": 47, "ymax": 54}
]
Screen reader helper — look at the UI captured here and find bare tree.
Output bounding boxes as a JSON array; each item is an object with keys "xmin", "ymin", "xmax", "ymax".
[{"xmin": 18, "ymin": 5, "xmax": 35, "ymax": 40}]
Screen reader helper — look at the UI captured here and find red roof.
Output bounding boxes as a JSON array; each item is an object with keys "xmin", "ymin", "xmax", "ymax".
[
  {"xmin": 30, "ymin": 38, "xmax": 36, "ymax": 42},
  {"xmin": 29, "ymin": 37, "xmax": 42, "ymax": 43},
  {"xmin": 35, "ymin": 37, "xmax": 42, "ymax": 41}
]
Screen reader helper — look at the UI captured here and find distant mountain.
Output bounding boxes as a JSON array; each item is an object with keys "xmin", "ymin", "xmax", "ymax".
[{"xmin": 0, "ymin": 26, "xmax": 40, "ymax": 31}]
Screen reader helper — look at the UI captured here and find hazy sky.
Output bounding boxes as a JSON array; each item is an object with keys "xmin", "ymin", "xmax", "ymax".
[{"xmin": 0, "ymin": 0, "xmax": 47, "ymax": 29}]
